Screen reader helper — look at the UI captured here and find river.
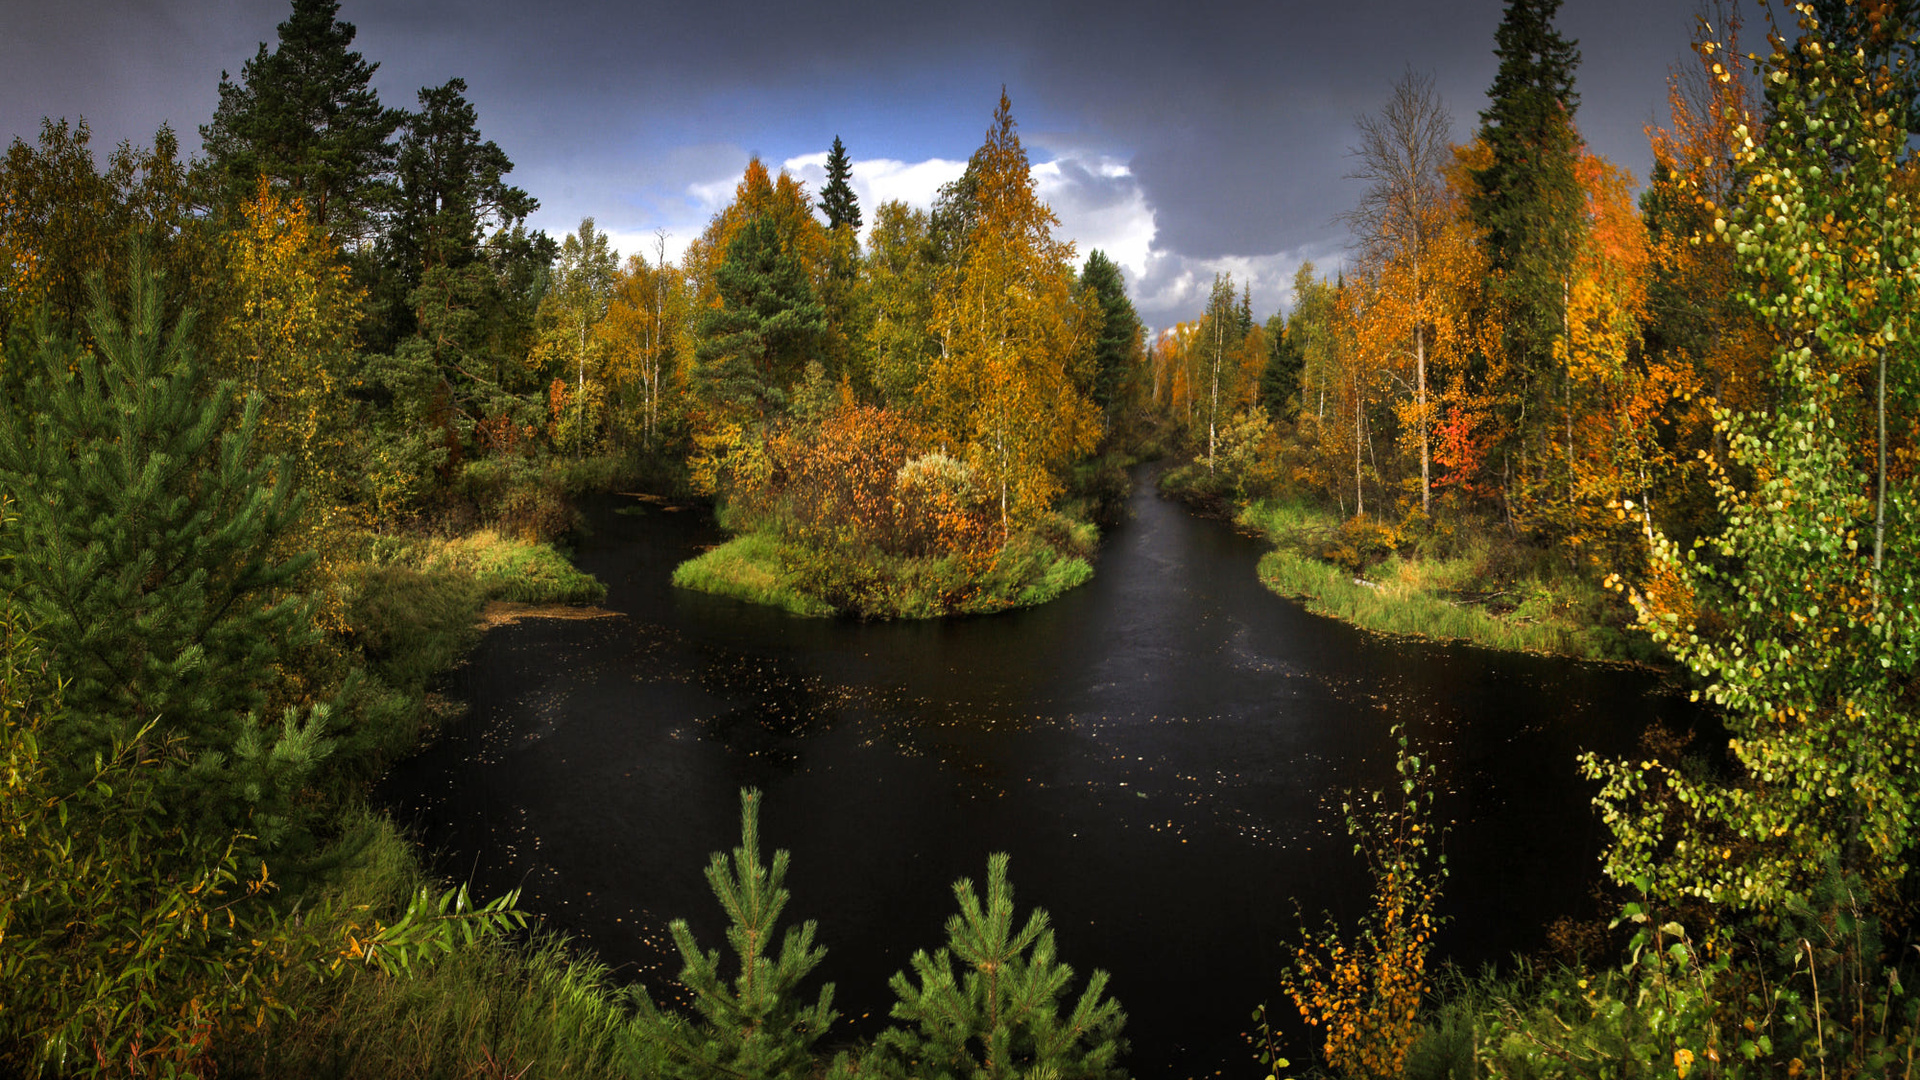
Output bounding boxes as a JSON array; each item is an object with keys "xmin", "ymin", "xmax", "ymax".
[{"xmin": 378, "ymin": 465, "xmax": 1698, "ymax": 1077}]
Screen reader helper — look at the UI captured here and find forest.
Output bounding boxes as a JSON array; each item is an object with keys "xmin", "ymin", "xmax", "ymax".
[{"xmin": 0, "ymin": 0, "xmax": 1916, "ymax": 1075}]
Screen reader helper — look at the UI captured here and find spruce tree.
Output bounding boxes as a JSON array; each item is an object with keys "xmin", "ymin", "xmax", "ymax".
[
  {"xmin": 866, "ymin": 853, "xmax": 1127, "ymax": 1080},
  {"xmin": 1078, "ymin": 250, "xmax": 1140, "ymax": 430},
  {"xmin": 200, "ymin": 0, "xmax": 404, "ymax": 244},
  {"xmin": 820, "ymin": 135, "xmax": 862, "ymax": 233},
  {"xmin": 0, "ymin": 255, "xmax": 314, "ymax": 779},
  {"xmin": 693, "ymin": 214, "xmax": 827, "ymax": 418},
  {"xmin": 1468, "ymin": 0, "xmax": 1583, "ymax": 485},
  {"xmin": 1262, "ymin": 311, "xmax": 1304, "ymax": 422},
  {"xmin": 632, "ymin": 788, "xmax": 838, "ymax": 1080}
]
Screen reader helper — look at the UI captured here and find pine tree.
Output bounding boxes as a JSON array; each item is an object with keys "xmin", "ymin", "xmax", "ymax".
[
  {"xmin": 820, "ymin": 135, "xmax": 862, "ymax": 233},
  {"xmin": 0, "ymin": 255, "xmax": 314, "ymax": 780},
  {"xmin": 632, "ymin": 788, "xmax": 838, "ymax": 1080},
  {"xmin": 200, "ymin": 0, "xmax": 404, "ymax": 244},
  {"xmin": 865, "ymin": 853, "xmax": 1127, "ymax": 1080}
]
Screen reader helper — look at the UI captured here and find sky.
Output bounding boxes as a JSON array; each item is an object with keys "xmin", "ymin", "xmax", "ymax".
[{"xmin": 5, "ymin": 0, "xmax": 1740, "ymax": 331}]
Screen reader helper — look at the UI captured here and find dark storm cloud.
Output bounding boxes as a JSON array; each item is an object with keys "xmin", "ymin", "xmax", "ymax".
[{"xmin": 8, "ymin": 0, "xmax": 1720, "ymax": 325}]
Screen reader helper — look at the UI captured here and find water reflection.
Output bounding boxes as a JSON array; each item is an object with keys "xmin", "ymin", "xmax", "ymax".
[{"xmin": 379, "ymin": 466, "xmax": 1697, "ymax": 1077}]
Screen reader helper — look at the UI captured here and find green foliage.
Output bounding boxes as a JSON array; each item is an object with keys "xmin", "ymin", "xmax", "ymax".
[
  {"xmin": 200, "ymin": 0, "xmax": 404, "ymax": 245},
  {"xmin": 345, "ymin": 561, "xmax": 484, "ymax": 693},
  {"xmin": 0, "ymin": 602, "xmax": 289, "ymax": 1078},
  {"xmin": 1409, "ymin": 876, "xmax": 1920, "ymax": 1079},
  {"xmin": 0, "ymin": 259, "xmax": 316, "ymax": 812},
  {"xmin": 1079, "ymin": 249, "xmax": 1140, "ymax": 424},
  {"xmin": 1583, "ymin": 2, "xmax": 1920, "ymax": 914},
  {"xmin": 1469, "ymin": 0, "xmax": 1585, "ymax": 461},
  {"xmin": 820, "ymin": 136, "xmax": 862, "ymax": 233},
  {"xmin": 695, "ymin": 214, "xmax": 828, "ymax": 420},
  {"xmin": 218, "ymin": 813, "xmax": 620, "ymax": 1080},
  {"xmin": 858, "ymin": 852, "xmax": 1127, "ymax": 1080},
  {"xmin": 1239, "ymin": 500, "xmax": 1621, "ymax": 657},
  {"xmin": 631, "ymin": 788, "xmax": 838, "ymax": 1080},
  {"xmin": 673, "ymin": 533, "xmax": 836, "ymax": 617}
]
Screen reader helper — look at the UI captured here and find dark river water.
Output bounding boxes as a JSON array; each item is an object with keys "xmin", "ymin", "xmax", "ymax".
[{"xmin": 378, "ymin": 466, "xmax": 1698, "ymax": 1077}]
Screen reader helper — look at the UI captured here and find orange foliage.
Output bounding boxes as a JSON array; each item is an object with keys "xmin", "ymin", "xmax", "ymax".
[{"xmin": 771, "ymin": 404, "xmax": 993, "ymax": 563}]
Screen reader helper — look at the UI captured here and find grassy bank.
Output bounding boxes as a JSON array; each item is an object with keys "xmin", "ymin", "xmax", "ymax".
[
  {"xmin": 1236, "ymin": 499, "xmax": 1644, "ymax": 661},
  {"xmin": 212, "ymin": 514, "xmax": 629, "ymax": 1075},
  {"xmin": 671, "ymin": 532, "xmax": 836, "ymax": 616}
]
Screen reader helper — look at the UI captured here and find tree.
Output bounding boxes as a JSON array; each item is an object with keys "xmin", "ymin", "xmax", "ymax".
[
  {"xmin": 1639, "ymin": 2, "xmax": 1774, "ymax": 548},
  {"xmin": 1078, "ymin": 249, "xmax": 1141, "ymax": 433},
  {"xmin": 1468, "ymin": 0, "xmax": 1585, "ymax": 518},
  {"xmin": 1197, "ymin": 274, "xmax": 1242, "ymax": 471},
  {"xmin": 389, "ymin": 78, "xmax": 536, "ymax": 290},
  {"xmin": 862, "ymin": 200, "xmax": 939, "ymax": 410},
  {"xmin": 631, "ymin": 789, "xmax": 837, "ymax": 1080},
  {"xmin": 533, "ymin": 217, "xmax": 617, "ymax": 454},
  {"xmin": 1280, "ymin": 728, "xmax": 1445, "ymax": 1080},
  {"xmin": 925, "ymin": 92, "xmax": 1099, "ymax": 538},
  {"xmin": 1584, "ymin": 1, "xmax": 1920, "ymax": 913},
  {"xmin": 599, "ymin": 232, "xmax": 685, "ymax": 452},
  {"xmin": 0, "ymin": 122, "xmax": 201, "ymax": 344},
  {"xmin": 819, "ymin": 135, "xmax": 862, "ymax": 233},
  {"xmin": 0, "ymin": 601, "xmax": 291, "ymax": 1077},
  {"xmin": 211, "ymin": 180, "xmax": 362, "ymax": 496},
  {"xmin": 0, "ymin": 256, "xmax": 316, "ymax": 795},
  {"xmin": 693, "ymin": 213, "xmax": 828, "ymax": 421},
  {"xmin": 1344, "ymin": 69, "xmax": 1454, "ymax": 513},
  {"xmin": 865, "ymin": 853, "xmax": 1127, "ymax": 1080},
  {"xmin": 1260, "ymin": 310, "xmax": 1303, "ymax": 421},
  {"xmin": 200, "ymin": 0, "xmax": 404, "ymax": 245}
]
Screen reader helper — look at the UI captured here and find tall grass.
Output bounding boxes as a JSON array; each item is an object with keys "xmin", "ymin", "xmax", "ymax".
[
  {"xmin": 223, "ymin": 815, "xmax": 653, "ymax": 1080},
  {"xmin": 673, "ymin": 529, "xmax": 1095, "ymax": 619}
]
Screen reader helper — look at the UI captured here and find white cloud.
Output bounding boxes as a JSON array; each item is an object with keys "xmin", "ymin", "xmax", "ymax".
[
  {"xmin": 1030, "ymin": 153, "xmax": 1154, "ymax": 282},
  {"xmin": 1128, "ymin": 240, "xmax": 1350, "ymax": 336}
]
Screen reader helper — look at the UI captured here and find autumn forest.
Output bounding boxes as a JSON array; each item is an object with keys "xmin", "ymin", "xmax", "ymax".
[{"xmin": 2, "ymin": 0, "xmax": 1917, "ymax": 1076}]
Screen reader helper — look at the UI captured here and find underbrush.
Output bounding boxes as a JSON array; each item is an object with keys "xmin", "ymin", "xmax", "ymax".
[
  {"xmin": 1237, "ymin": 499, "xmax": 1645, "ymax": 661},
  {"xmin": 220, "ymin": 814, "xmax": 648, "ymax": 1080}
]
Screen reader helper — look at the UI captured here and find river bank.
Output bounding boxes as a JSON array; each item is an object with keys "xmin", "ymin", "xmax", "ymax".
[{"xmin": 1221, "ymin": 496, "xmax": 1655, "ymax": 663}]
